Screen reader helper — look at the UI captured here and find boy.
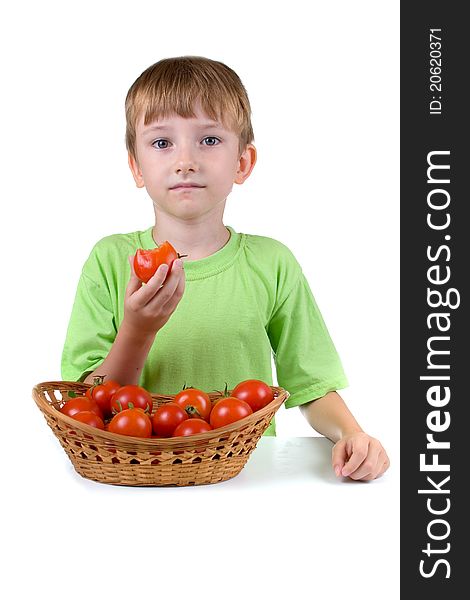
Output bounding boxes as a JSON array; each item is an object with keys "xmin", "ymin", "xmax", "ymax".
[{"xmin": 62, "ymin": 56, "xmax": 389, "ymax": 481}]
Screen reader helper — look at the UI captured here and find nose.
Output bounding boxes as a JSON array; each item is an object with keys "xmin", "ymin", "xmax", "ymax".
[{"xmin": 174, "ymin": 142, "xmax": 198, "ymax": 174}]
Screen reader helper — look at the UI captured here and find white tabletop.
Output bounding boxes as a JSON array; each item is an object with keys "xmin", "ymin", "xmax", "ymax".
[{"xmin": 5, "ymin": 434, "xmax": 399, "ymax": 599}]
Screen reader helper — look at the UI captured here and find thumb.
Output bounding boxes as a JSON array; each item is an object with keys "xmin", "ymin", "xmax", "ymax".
[
  {"xmin": 332, "ymin": 440, "xmax": 348, "ymax": 477},
  {"xmin": 126, "ymin": 254, "xmax": 142, "ymax": 297}
]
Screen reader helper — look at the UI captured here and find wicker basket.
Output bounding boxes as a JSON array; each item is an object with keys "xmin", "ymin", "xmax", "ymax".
[{"xmin": 32, "ymin": 381, "xmax": 289, "ymax": 487}]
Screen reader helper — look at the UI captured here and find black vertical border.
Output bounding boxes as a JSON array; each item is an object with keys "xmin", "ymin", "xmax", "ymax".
[{"xmin": 401, "ymin": 2, "xmax": 467, "ymax": 596}]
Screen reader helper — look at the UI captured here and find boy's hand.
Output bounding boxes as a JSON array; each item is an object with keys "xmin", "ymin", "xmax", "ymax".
[
  {"xmin": 332, "ymin": 432, "xmax": 390, "ymax": 481},
  {"xmin": 122, "ymin": 255, "xmax": 185, "ymax": 338}
]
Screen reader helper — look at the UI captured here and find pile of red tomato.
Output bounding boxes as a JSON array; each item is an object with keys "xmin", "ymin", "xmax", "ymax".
[{"xmin": 59, "ymin": 377, "xmax": 275, "ymax": 439}]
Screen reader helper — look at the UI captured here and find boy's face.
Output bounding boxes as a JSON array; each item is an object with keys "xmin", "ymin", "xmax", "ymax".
[{"xmin": 128, "ymin": 101, "xmax": 256, "ymax": 222}]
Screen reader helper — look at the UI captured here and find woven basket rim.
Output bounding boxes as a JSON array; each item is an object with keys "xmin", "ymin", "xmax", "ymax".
[{"xmin": 32, "ymin": 381, "xmax": 289, "ymax": 447}]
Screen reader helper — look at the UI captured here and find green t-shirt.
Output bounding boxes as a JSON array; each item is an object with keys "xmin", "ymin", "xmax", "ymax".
[{"xmin": 61, "ymin": 225, "xmax": 348, "ymax": 436}]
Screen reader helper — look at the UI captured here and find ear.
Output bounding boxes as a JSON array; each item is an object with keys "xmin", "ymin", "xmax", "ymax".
[
  {"xmin": 234, "ymin": 144, "xmax": 257, "ymax": 185},
  {"xmin": 128, "ymin": 152, "xmax": 145, "ymax": 188}
]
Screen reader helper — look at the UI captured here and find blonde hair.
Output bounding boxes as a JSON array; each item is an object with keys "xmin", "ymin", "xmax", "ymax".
[{"xmin": 125, "ymin": 56, "xmax": 254, "ymax": 162}]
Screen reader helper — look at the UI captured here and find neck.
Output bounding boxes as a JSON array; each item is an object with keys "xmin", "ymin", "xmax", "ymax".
[{"xmin": 152, "ymin": 214, "xmax": 231, "ymax": 262}]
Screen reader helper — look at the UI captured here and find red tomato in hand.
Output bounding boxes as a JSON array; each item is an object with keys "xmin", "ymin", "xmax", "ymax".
[
  {"xmin": 231, "ymin": 379, "xmax": 274, "ymax": 412},
  {"xmin": 209, "ymin": 397, "xmax": 253, "ymax": 429},
  {"xmin": 134, "ymin": 241, "xmax": 185, "ymax": 284},
  {"xmin": 110, "ymin": 385, "xmax": 153, "ymax": 415},
  {"xmin": 172, "ymin": 418, "xmax": 212, "ymax": 437},
  {"xmin": 108, "ymin": 408, "xmax": 153, "ymax": 438},
  {"xmin": 85, "ymin": 378, "xmax": 121, "ymax": 418},
  {"xmin": 71, "ymin": 411, "xmax": 105, "ymax": 430},
  {"xmin": 60, "ymin": 397, "xmax": 103, "ymax": 419},
  {"xmin": 152, "ymin": 403, "xmax": 188, "ymax": 437},
  {"xmin": 174, "ymin": 387, "xmax": 212, "ymax": 421}
]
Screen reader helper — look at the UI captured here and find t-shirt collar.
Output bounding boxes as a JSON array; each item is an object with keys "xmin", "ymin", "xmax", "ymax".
[{"xmin": 141, "ymin": 225, "xmax": 241, "ymax": 281}]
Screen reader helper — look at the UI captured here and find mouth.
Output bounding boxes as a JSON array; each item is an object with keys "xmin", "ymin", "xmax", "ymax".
[{"xmin": 170, "ymin": 185, "xmax": 205, "ymax": 191}]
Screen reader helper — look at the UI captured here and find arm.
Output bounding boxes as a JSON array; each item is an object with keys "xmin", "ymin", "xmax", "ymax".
[
  {"xmin": 84, "ymin": 257, "xmax": 185, "ymax": 385},
  {"xmin": 300, "ymin": 391, "xmax": 390, "ymax": 481},
  {"xmin": 299, "ymin": 390, "xmax": 363, "ymax": 443},
  {"xmin": 83, "ymin": 323, "xmax": 156, "ymax": 385}
]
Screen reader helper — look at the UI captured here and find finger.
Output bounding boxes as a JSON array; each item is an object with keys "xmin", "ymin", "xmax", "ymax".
[
  {"xmin": 159, "ymin": 264, "xmax": 186, "ymax": 311},
  {"xmin": 132, "ymin": 263, "xmax": 170, "ymax": 305},
  {"xmin": 346, "ymin": 453, "xmax": 381, "ymax": 481},
  {"xmin": 146, "ymin": 259, "xmax": 185, "ymax": 309},
  {"xmin": 361, "ymin": 457, "xmax": 390, "ymax": 481},
  {"xmin": 126, "ymin": 255, "xmax": 143, "ymax": 298},
  {"xmin": 348, "ymin": 444, "xmax": 388, "ymax": 480},
  {"xmin": 377, "ymin": 455, "xmax": 391, "ymax": 477},
  {"xmin": 332, "ymin": 441, "xmax": 348, "ymax": 477},
  {"xmin": 340, "ymin": 442, "xmax": 369, "ymax": 478},
  {"xmin": 365, "ymin": 447, "xmax": 390, "ymax": 479}
]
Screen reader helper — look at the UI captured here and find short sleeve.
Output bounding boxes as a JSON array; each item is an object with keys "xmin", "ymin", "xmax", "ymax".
[
  {"xmin": 267, "ymin": 272, "xmax": 349, "ymax": 409},
  {"xmin": 61, "ymin": 255, "xmax": 117, "ymax": 382}
]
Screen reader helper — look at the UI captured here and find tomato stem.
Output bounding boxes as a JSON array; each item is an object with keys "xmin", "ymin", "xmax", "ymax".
[
  {"xmin": 185, "ymin": 406, "xmax": 201, "ymax": 418},
  {"xmin": 212, "ymin": 383, "xmax": 230, "ymax": 398},
  {"xmin": 90, "ymin": 375, "xmax": 106, "ymax": 396}
]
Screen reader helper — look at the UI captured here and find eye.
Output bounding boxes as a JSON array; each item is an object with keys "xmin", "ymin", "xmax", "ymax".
[
  {"xmin": 202, "ymin": 136, "xmax": 220, "ymax": 146},
  {"xmin": 152, "ymin": 139, "xmax": 169, "ymax": 149}
]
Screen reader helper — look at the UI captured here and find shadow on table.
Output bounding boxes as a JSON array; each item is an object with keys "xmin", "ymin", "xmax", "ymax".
[
  {"xmin": 67, "ymin": 436, "xmax": 368, "ymax": 491},
  {"xmin": 237, "ymin": 436, "xmax": 341, "ymax": 487}
]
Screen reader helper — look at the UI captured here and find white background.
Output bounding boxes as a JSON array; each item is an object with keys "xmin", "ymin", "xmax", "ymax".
[{"xmin": 1, "ymin": 1, "xmax": 399, "ymax": 598}]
